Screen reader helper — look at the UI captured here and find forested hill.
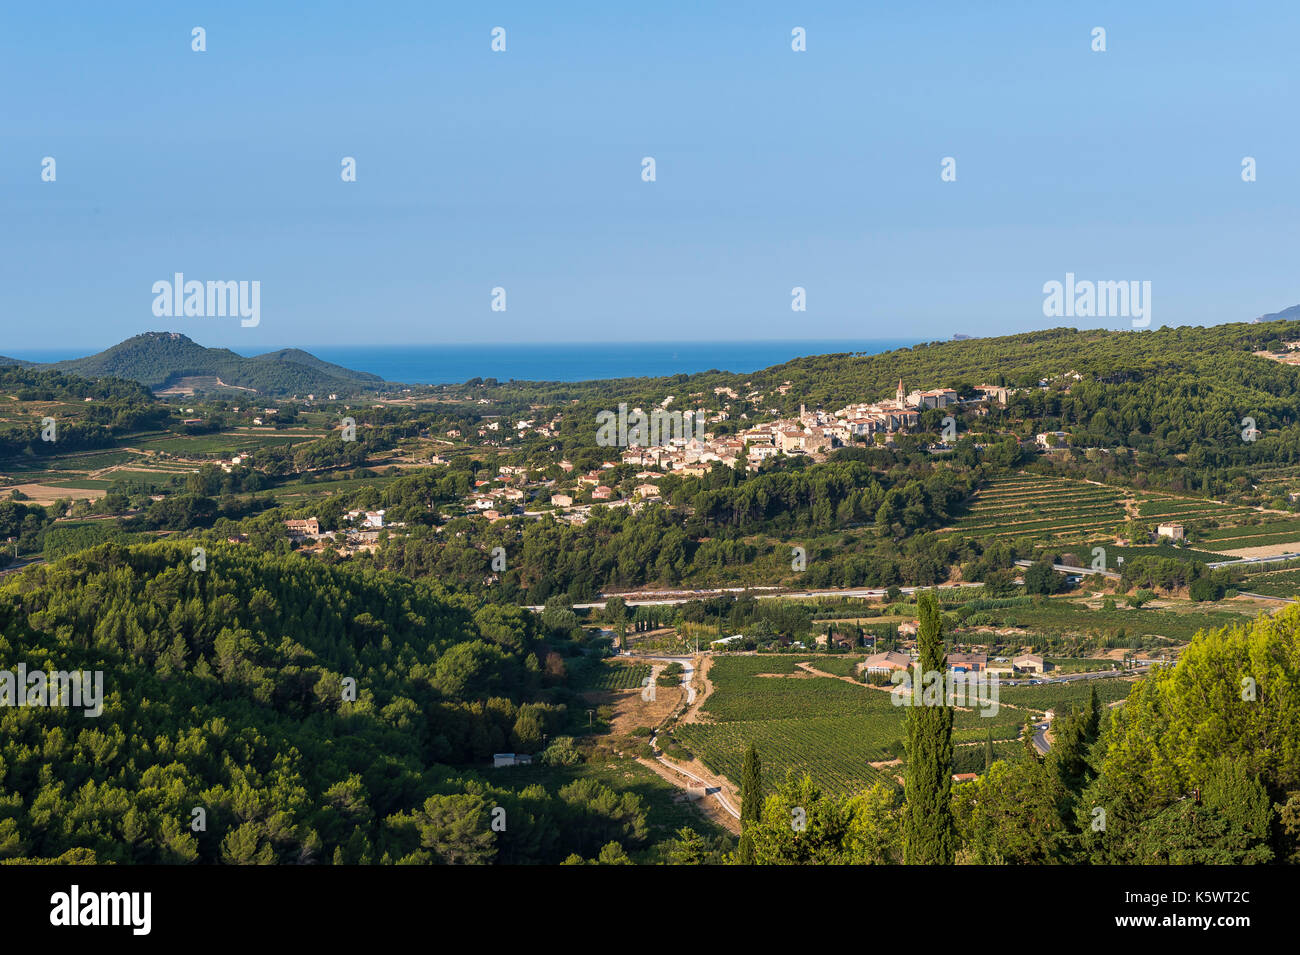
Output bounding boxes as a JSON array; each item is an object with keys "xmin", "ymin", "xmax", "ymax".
[
  {"xmin": 0, "ymin": 543, "xmax": 647, "ymax": 864},
  {"xmin": 749, "ymin": 321, "xmax": 1300, "ymax": 409},
  {"xmin": 430, "ymin": 320, "xmax": 1300, "ymax": 415},
  {"xmin": 45, "ymin": 332, "xmax": 384, "ymax": 395}
]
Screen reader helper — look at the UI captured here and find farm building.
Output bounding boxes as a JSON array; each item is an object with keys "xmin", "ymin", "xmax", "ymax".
[
  {"xmin": 862, "ymin": 651, "xmax": 911, "ymax": 674},
  {"xmin": 1013, "ymin": 653, "xmax": 1046, "ymax": 673},
  {"xmin": 948, "ymin": 652, "xmax": 987, "ymax": 673}
]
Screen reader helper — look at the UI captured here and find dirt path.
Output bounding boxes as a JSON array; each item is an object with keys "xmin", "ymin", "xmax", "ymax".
[
  {"xmin": 796, "ymin": 660, "xmax": 862, "ymax": 684},
  {"xmin": 678, "ymin": 654, "xmax": 714, "ymax": 725},
  {"xmin": 638, "ymin": 755, "xmax": 741, "ymax": 835},
  {"xmin": 633, "ymin": 654, "xmax": 742, "ymax": 833}
]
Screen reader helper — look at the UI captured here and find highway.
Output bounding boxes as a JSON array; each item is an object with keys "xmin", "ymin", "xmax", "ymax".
[
  {"xmin": 525, "ymin": 581, "xmax": 984, "ymax": 612},
  {"xmin": 1013, "ymin": 559, "xmax": 1120, "ymax": 580},
  {"xmin": 1206, "ymin": 552, "xmax": 1300, "ymax": 569}
]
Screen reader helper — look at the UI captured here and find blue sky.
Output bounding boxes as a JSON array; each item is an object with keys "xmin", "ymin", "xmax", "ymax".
[{"xmin": 3, "ymin": 1, "xmax": 1299, "ymax": 350}]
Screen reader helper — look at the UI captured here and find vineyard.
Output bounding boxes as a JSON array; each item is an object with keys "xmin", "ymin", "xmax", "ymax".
[
  {"xmin": 674, "ymin": 716, "xmax": 899, "ymax": 795},
  {"xmin": 1197, "ymin": 517, "xmax": 1300, "ymax": 553},
  {"xmin": 672, "ymin": 656, "xmax": 1027, "ymax": 796},
  {"xmin": 1236, "ymin": 566, "xmax": 1300, "ymax": 598},
  {"xmin": 998, "ymin": 677, "xmax": 1135, "ymax": 712},
  {"xmin": 941, "ymin": 475, "xmax": 1126, "ymax": 542},
  {"xmin": 939, "ymin": 473, "xmax": 1300, "ymax": 555},
  {"xmin": 983, "ymin": 598, "xmax": 1255, "ymax": 643},
  {"xmin": 803, "ymin": 655, "xmax": 865, "ymax": 677},
  {"xmin": 574, "ymin": 659, "xmax": 652, "ymax": 692}
]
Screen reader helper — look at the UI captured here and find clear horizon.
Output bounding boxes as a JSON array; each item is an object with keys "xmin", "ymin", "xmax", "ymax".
[
  {"xmin": 5, "ymin": 335, "xmax": 924, "ymax": 357},
  {"xmin": 4, "ymin": 1, "xmax": 1299, "ymax": 350}
]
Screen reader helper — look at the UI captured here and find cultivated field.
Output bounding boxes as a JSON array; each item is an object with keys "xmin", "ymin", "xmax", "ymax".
[
  {"xmin": 672, "ymin": 656, "xmax": 1030, "ymax": 797},
  {"xmin": 941, "ymin": 475, "xmax": 1126, "ymax": 542},
  {"xmin": 942, "ymin": 473, "xmax": 1300, "ymax": 557}
]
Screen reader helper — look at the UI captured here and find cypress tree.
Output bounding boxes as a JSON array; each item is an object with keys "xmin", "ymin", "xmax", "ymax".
[
  {"xmin": 984, "ymin": 728, "xmax": 994, "ymax": 772},
  {"xmin": 737, "ymin": 743, "xmax": 762, "ymax": 864},
  {"xmin": 740, "ymin": 743, "xmax": 762, "ymax": 825},
  {"xmin": 903, "ymin": 591, "xmax": 957, "ymax": 864},
  {"xmin": 1086, "ymin": 684, "xmax": 1101, "ymax": 741}
]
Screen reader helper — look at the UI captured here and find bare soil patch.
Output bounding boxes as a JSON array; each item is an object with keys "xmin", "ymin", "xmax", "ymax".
[
  {"xmin": 590, "ymin": 667, "xmax": 683, "ymax": 737},
  {"xmin": 1217, "ymin": 542, "xmax": 1300, "ymax": 559},
  {"xmin": 4, "ymin": 483, "xmax": 106, "ymax": 504}
]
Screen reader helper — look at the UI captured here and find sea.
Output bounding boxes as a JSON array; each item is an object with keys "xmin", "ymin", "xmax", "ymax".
[
  {"xmin": 297, "ymin": 340, "xmax": 922, "ymax": 384},
  {"xmin": 6, "ymin": 339, "xmax": 922, "ymax": 386}
]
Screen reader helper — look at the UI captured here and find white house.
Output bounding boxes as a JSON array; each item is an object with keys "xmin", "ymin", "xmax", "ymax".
[
  {"xmin": 493, "ymin": 753, "xmax": 533, "ymax": 768},
  {"xmin": 346, "ymin": 509, "xmax": 386, "ymax": 529}
]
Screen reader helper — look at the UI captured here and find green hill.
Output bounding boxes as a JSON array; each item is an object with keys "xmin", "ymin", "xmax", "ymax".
[
  {"xmin": 0, "ymin": 542, "xmax": 680, "ymax": 864},
  {"xmin": 45, "ymin": 332, "xmax": 384, "ymax": 395}
]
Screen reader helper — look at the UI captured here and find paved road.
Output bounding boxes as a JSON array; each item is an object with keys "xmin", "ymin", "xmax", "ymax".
[
  {"xmin": 1206, "ymin": 552, "xmax": 1300, "ymax": 569},
  {"xmin": 1032, "ymin": 718, "xmax": 1052, "ymax": 755},
  {"xmin": 0, "ymin": 558, "xmax": 43, "ymax": 578},
  {"xmin": 1013, "ymin": 559, "xmax": 1121, "ymax": 580},
  {"xmin": 1236, "ymin": 591, "xmax": 1299, "ymax": 604},
  {"xmin": 525, "ymin": 581, "xmax": 983, "ymax": 612}
]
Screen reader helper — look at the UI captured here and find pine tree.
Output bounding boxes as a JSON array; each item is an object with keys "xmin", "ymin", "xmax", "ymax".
[
  {"xmin": 902, "ymin": 591, "xmax": 957, "ymax": 864},
  {"xmin": 737, "ymin": 743, "xmax": 762, "ymax": 864}
]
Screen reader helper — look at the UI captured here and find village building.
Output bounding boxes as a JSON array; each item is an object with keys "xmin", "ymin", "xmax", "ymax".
[
  {"xmin": 975, "ymin": 384, "xmax": 1009, "ymax": 405},
  {"xmin": 284, "ymin": 518, "xmax": 320, "ymax": 537},
  {"xmin": 345, "ymin": 509, "xmax": 386, "ymax": 529}
]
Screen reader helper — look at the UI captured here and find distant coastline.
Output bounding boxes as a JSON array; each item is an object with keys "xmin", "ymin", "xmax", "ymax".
[{"xmin": 3, "ymin": 339, "xmax": 923, "ymax": 385}]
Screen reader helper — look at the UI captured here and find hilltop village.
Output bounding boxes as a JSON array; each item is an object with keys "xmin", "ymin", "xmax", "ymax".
[{"xmin": 278, "ymin": 378, "xmax": 1010, "ymax": 540}]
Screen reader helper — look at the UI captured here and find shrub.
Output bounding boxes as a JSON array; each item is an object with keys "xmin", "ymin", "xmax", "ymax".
[{"xmin": 1189, "ymin": 577, "xmax": 1224, "ymax": 602}]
